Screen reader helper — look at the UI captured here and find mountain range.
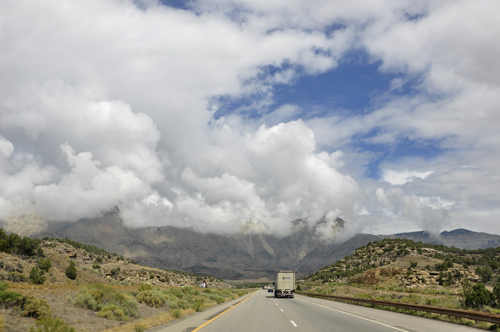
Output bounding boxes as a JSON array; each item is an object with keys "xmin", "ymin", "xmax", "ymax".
[{"xmin": 2, "ymin": 210, "xmax": 500, "ymax": 280}]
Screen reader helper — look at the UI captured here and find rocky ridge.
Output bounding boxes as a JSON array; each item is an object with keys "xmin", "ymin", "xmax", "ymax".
[
  {"xmin": 304, "ymin": 238, "xmax": 495, "ymax": 290},
  {"xmin": 40, "ymin": 241, "xmax": 232, "ymax": 288}
]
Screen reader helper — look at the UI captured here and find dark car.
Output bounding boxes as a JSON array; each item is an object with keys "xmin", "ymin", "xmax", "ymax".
[{"xmin": 268, "ymin": 288, "xmax": 273, "ymax": 293}]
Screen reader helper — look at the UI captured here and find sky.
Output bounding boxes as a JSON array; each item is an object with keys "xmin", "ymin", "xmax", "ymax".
[{"xmin": 0, "ymin": 0, "xmax": 499, "ymax": 239}]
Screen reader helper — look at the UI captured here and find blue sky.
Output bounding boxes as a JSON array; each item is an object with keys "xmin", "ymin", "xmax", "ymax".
[{"xmin": 0, "ymin": 0, "xmax": 499, "ymax": 238}]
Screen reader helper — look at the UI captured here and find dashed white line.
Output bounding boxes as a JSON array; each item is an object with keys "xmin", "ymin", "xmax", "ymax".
[
  {"xmin": 291, "ymin": 320, "xmax": 297, "ymax": 327},
  {"xmin": 280, "ymin": 309, "xmax": 283, "ymax": 312},
  {"xmin": 276, "ymin": 303, "xmax": 278, "ymax": 305}
]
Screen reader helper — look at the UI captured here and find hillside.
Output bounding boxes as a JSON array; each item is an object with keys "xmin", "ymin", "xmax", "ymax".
[
  {"xmin": 3, "ymin": 211, "xmax": 366, "ymax": 280},
  {"xmin": 0, "ymin": 229, "xmax": 244, "ymax": 332},
  {"xmin": 304, "ymin": 238, "xmax": 500, "ymax": 287},
  {"xmin": 4, "ymin": 210, "xmax": 500, "ymax": 280},
  {"xmin": 298, "ymin": 238, "xmax": 500, "ymax": 329}
]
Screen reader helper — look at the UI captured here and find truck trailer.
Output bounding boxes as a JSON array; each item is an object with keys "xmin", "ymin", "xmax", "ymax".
[{"xmin": 274, "ymin": 270, "xmax": 295, "ymax": 298}]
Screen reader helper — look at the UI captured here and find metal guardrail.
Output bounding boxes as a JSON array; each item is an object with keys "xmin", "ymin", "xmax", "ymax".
[{"xmin": 296, "ymin": 291, "xmax": 500, "ymax": 325}]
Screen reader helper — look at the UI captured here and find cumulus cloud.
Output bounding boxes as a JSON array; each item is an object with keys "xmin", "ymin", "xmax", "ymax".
[{"xmin": 0, "ymin": 0, "xmax": 499, "ymax": 237}]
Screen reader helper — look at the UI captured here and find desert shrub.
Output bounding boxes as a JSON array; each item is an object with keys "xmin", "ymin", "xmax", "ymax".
[
  {"xmin": 65, "ymin": 261, "xmax": 77, "ymax": 280},
  {"xmin": 168, "ymin": 299, "xmax": 189, "ymax": 310},
  {"xmin": 296, "ymin": 285, "xmax": 301, "ymax": 291},
  {"xmin": 72, "ymin": 284, "xmax": 138, "ymax": 319},
  {"xmin": 170, "ymin": 288, "xmax": 184, "ymax": 298},
  {"xmin": 0, "ymin": 283, "xmax": 23, "ymax": 306},
  {"xmin": 21, "ymin": 296, "xmax": 52, "ymax": 319},
  {"xmin": 213, "ymin": 295, "xmax": 224, "ymax": 304},
  {"xmin": 92, "ymin": 264, "xmax": 101, "ymax": 270},
  {"xmin": 7, "ymin": 272, "xmax": 27, "ymax": 282},
  {"xmin": 135, "ymin": 290, "xmax": 162, "ymax": 308},
  {"xmin": 38, "ymin": 258, "xmax": 52, "ymax": 272},
  {"xmin": 30, "ymin": 266, "xmax": 46, "ymax": 285},
  {"xmin": 476, "ymin": 266, "xmax": 492, "ymax": 283},
  {"xmin": 110, "ymin": 267, "xmax": 120, "ymax": 277},
  {"xmin": 95, "ymin": 257, "xmax": 103, "ymax": 264},
  {"xmin": 493, "ymin": 281, "xmax": 500, "ymax": 305},
  {"xmin": 461, "ymin": 281, "xmax": 494, "ymax": 308},
  {"xmin": 97, "ymin": 304, "xmax": 127, "ymax": 321},
  {"xmin": 410, "ymin": 261, "xmax": 417, "ymax": 269},
  {"xmin": 135, "ymin": 324, "xmax": 146, "ymax": 332},
  {"xmin": 28, "ymin": 317, "xmax": 76, "ymax": 332},
  {"xmin": 170, "ymin": 309, "xmax": 182, "ymax": 318},
  {"xmin": 192, "ymin": 301, "xmax": 205, "ymax": 312},
  {"xmin": 437, "ymin": 272, "xmax": 445, "ymax": 286},
  {"xmin": 73, "ymin": 292, "xmax": 98, "ymax": 310},
  {"xmin": 425, "ymin": 297, "xmax": 438, "ymax": 306},
  {"xmin": 139, "ymin": 283, "xmax": 153, "ymax": 291}
]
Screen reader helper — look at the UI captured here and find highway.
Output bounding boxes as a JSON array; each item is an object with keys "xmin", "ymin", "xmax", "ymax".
[{"xmin": 154, "ymin": 290, "xmax": 478, "ymax": 332}]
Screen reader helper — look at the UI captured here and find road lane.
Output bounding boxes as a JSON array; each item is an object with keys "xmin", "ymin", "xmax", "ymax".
[{"xmin": 157, "ymin": 290, "xmax": 479, "ymax": 332}]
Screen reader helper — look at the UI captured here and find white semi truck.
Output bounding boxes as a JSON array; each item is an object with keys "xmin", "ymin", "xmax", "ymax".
[{"xmin": 274, "ymin": 270, "xmax": 295, "ymax": 298}]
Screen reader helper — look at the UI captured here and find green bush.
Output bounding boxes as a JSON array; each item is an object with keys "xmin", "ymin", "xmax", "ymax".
[
  {"xmin": 65, "ymin": 261, "xmax": 77, "ymax": 280},
  {"xmin": 135, "ymin": 290, "xmax": 162, "ymax": 308},
  {"xmin": 73, "ymin": 292, "xmax": 98, "ymax": 311},
  {"xmin": 0, "ymin": 283, "xmax": 23, "ymax": 306},
  {"xmin": 170, "ymin": 309, "xmax": 181, "ymax": 318},
  {"xmin": 30, "ymin": 266, "xmax": 47, "ymax": 285},
  {"xmin": 38, "ymin": 258, "xmax": 52, "ymax": 272},
  {"xmin": 97, "ymin": 304, "xmax": 127, "ymax": 321},
  {"xmin": 72, "ymin": 284, "xmax": 138, "ymax": 319},
  {"xmin": 21, "ymin": 296, "xmax": 52, "ymax": 319},
  {"xmin": 461, "ymin": 281, "xmax": 494, "ymax": 308},
  {"xmin": 0, "ymin": 228, "xmax": 43, "ymax": 257},
  {"xmin": 110, "ymin": 267, "xmax": 120, "ymax": 277},
  {"xmin": 7, "ymin": 272, "xmax": 27, "ymax": 282},
  {"xmin": 135, "ymin": 324, "xmax": 147, "ymax": 332},
  {"xmin": 28, "ymin": 318, "xmax": 76, "ymax": 332},
  {"xmin": 192, "ymin": 301, "xmax": 205, "ymax": 312},
  {"xmin": 296, "ymin": 285, "xmax": 301, "ymax": 291},
  {"xmin": 476, "ymin": 266, "xmax": 492, "ymax": 283},
  {"xmin": 139, "ymin": 283, "xmax": 153, "ymax": 291},
  {"xmin": 92, "ymin": 264, "xmax": 101, "ymax": 270}
]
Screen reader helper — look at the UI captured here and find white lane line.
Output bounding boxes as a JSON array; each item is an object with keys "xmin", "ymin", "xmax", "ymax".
[
  {"xmin": 276, "ymin": 303, "xmax": 278, "ymax": 305},
  {"xmin": 280, "ymin": 309, "xmax": 283, "ymax": 312},
  {"xmin": 291, "ymin": 320, "xmax": 297, "ymax": 327},
  {"xmin": 298, "ymin": 299, "xmax": 409, "ymax": 332}
]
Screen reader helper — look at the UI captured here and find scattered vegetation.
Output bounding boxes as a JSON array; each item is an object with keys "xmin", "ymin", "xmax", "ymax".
[
  {"xmin": 28, "ymin": 318, "xmax": 77, "ymax": 332},
  {"xmin": 0, "ymin": 228, "xmax": 43, "ymax": 257},
  {"xmin": 70, "ymin": 283, "xmax": 139, "ymax": 321}
]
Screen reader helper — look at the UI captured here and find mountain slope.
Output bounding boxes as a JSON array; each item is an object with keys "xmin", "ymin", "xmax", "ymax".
[{"xmin": 4, "ymin": 211, "xmax": 500, "ymax": 280}]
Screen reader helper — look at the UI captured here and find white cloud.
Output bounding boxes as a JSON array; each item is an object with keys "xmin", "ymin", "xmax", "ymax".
[
  {"xmin": 0, "ymin": 0, "xmax": 499, "ymax": 237},
  {"xmin": 382, "ymin": 169, "xmax": 433, "ymax": 185}
]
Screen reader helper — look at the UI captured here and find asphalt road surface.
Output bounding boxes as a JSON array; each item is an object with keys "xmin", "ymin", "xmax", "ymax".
[{"xmin": 154, "ymin": 290, "xmax": 479, "ymax": 332}]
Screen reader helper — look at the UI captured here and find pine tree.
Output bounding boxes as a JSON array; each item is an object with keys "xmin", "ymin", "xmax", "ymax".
[{"xmin": 66, "ymin": 260, "xmax": 77, "ymax": 280}]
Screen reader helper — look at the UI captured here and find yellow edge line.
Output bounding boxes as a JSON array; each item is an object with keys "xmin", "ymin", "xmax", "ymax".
[
  {"xmin": 298, "ymin": 298, "xmax": 409, "ymax": 332},
  {"xmin": 192, "ymin": 291, "xmax": 257, "ymax": 332}
]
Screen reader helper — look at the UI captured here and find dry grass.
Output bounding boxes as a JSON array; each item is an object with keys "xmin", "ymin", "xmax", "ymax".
[{"xmin": 101, "ymin": 308, "xmax": 197, "ymax": 332}]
